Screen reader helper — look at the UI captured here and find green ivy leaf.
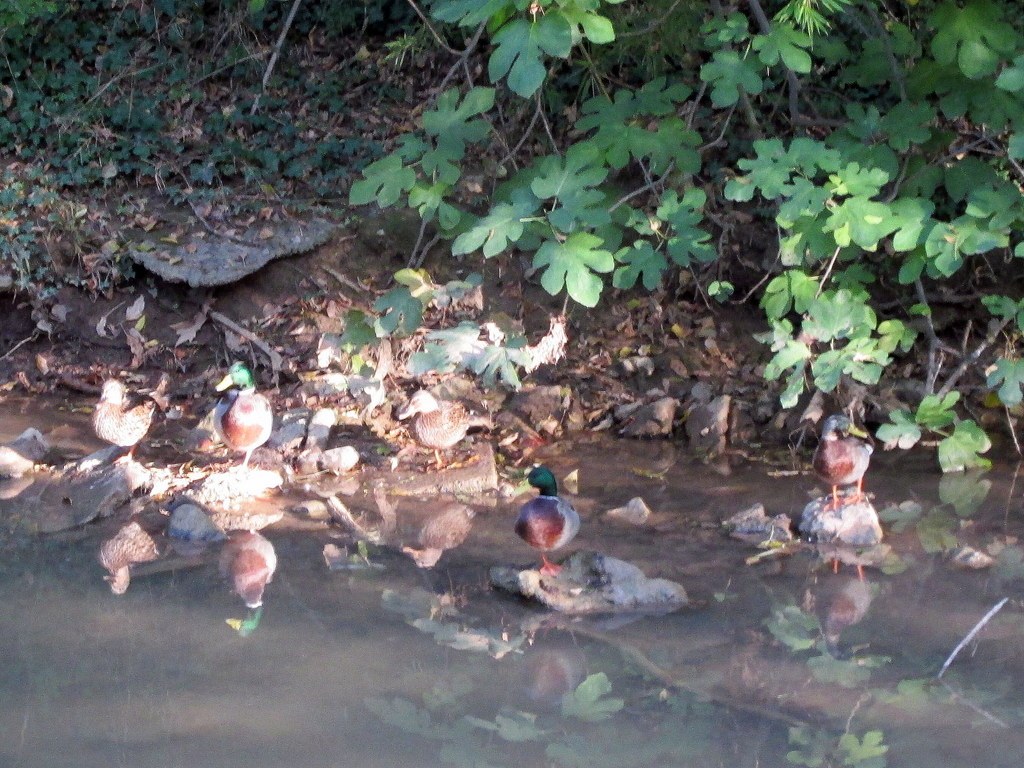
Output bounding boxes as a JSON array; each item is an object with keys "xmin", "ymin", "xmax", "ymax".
[
  {"xmin": 561, "ymin": 673, "xmax": 624, "ymax": 722},
  {"xmin": 658, "ymin": 188, "xmax": 714, "ymax": 266},
  {"xmin": 916, "ymin": 392, "xmax": 959, "ymax": 429},
  {"xmin": 837, "ymin": 730, "xmax": 889, "ymax": 768},
  {"xmin": 489, "ymin": 14, "xmax": 573, "ymax": 97},
  {"xmin": 930, "ymin": 0, "xmax": 1016, "ymax": 79},
  {"xmin": 752, "ymin": 25, "xmax": 812, "ymax": 73},
  {"xmin": 987, "ymin": 358, "xmax": 1024, "ymax": 405},
  {"xmin": 937, "ymin": 419, "xmax": 992, "ymax": 473},
  {"xmin": 700, "ymin": 49, "xmax": 764, "ymax": 107},
  {"xmin": 530, "ymin": 143, "xmax": 610, "ymax": 231},
  {"xmin": 373, "ymin": 285, "xmax": 426, "ymax": 337},
  {"xmin": 533, "ymin": 232, "xmax": 615, "ymax": 307},
  {"xmin": 765, "ymin": 605, "xmax": 819, "ymax": 651},
  {"xmin": 349, "ymin": 155, "xmax": 416, "ymax": 207},
  {"xmin": 452, "ymin": 188, "xmax": 540, "ymax": 257},
  {"xmin": 761, "ymin": 270, "xmax": 818, "ymax": 319},
  {"xmin": 877, "ymin": 409, "xmax": 922, "ymax": 449},
  {"xmin": 613, "ymin": 241, "xmax": 667, "ymax": 290}
]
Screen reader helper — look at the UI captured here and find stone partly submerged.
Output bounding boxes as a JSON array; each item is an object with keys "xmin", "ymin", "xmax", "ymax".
[
  {"xmin": 489, "ymin": 550, "xmax": 688, "ymax": 614},
  {"xmin": 798, "ymin": 495, "xmax": 883, "ymax": 546},
  {"xmin": 0, "ymin": 428, "xmax": 50, "ymax": 478},
  {"xmin": 125, "ymin": 217, "xmax": 336, "ymax": 287}
]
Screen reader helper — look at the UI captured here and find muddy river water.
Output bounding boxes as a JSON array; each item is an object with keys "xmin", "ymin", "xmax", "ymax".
[{"xmin": 2, "ymin": 395, "xmax": 1024, "ymax": 767}]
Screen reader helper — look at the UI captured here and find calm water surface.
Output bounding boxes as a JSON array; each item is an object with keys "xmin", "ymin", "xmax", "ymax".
[{"xmin": 2, "ymin": 396, "xmax": 1024, "ymax": 767}]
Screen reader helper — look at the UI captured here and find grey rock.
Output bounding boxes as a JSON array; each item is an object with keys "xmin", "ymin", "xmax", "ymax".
[
  {"xmin": 507, "ymin": 385, "xmax": 568, "ymax": 425},
  {"xmin": 799, "ymin": 496, "xmax": 883, "ymax": 546},
  {"xmin": 0, "ymin": 428, "xmax": 49, "ymax": 478},
  {"xmin": 167, "ymin": 501, "xmax": 227, "ymax": 542},
  {"xmin": 620, "ymin": 396, "xmax": 678, "ymax": 438},
  {"xmin": 125, "ymin": 217, "xmax": 336, "ymax": 287},
  {"xmin": 604, "ymin": 497, "xmax": 652, "ymax": 525},
  {"xmin": 490, "ymin": 551, "xmax": 688, "ymax": 614},
  {"xmin": 268, "ymin": 410, "xmax": 309, "ymax": 453},
  {"xmin": 321, "ymin": 446, "xmax": 361, "ymax": 474},
  {"xmin": 389, "ymin": 443, "xmax": 498, "ymax": 496},
  {"xmin": 949, "ymin": 545, "xmax": 994, "ymax": 570},
  {"xmin": 685, "ymin": 394, "xmax": 731, "ymax": 452},
  {"xmin": 305, "ymin": 408, "xmax": 337, "ymax": 450},
  {"xmin": 723, "ymin": 503, "xmax": 793, "ymax": 543}
]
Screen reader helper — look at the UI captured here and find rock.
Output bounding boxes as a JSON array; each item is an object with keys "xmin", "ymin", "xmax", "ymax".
[
  {"xmin": 167, "ymin": 501, "xmax": 227, "ymax": 542},
  {"xmin": 321, "ymin": 446, "xmax": 360, "ymax": 474},
  {"xmin": 209, "ymin": 503, "xmax": 284, "ymax": 533},
  {"xmin": 389, "ymin": 443, "xmax": 498, "ymax": 496},
  {"xmin": 191, "ymin": 467, "xmax": 283, "ymax": 511},
  {"xmin": 11, "ymin": 459, "xmax": 151, "ymax": 533},
  {"xmin": 507, "ymin": 385, "xmax": 568, "ymax": 425},
  {"xmin": 605, "ymin": 497, "xmax": 652, "ymax": 525},
  {"xmin": 0, "ymin": 428, "xmax": 49, "ymax": 478},
  {"xmin": 294, "ymin": 449, "xmax": 323, "ymax": 475},
  {"xmin": 723, "ymin": 503, "xmax": 793, "ymax": 543},
  {"xmin": 949, "ymin": 545, "xmax": 994, "ymax": 570},
  {"xmin": 685, "ymin": 394, "xmax": 730, "ymax": 452},
  {"xmin": 268, "ymin": 409, "xmax": 309, "ymax": 453},
  {"xmin": 489, "ymin": 551, "xmax": 688, "ymax": 614},
  {"xmin": 306, "ymin": 408, "xmax": 336, "ymax": 450},
  {"xmin": 292, "ymin": 499, "xmax": 331, "ymax": 520},
  {"xmin": 799, "ymin": 496, "xmax": 883, "ymax": 546},
  {"xmin": 619, "ymin": 397, "xmax": 678, "ymax": 438}
]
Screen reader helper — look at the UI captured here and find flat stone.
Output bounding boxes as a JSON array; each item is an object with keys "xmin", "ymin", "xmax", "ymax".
[
  {"xmin": 605, "ymin": 496, "xmax": 652, "ymax": 525},
  {"xmin": 389, "ymin": 443, "xmax": 498, "ymax": 496},
  {"xmin": 0, "ymin": 428, "xmax": 49, "ymax": 478},
  {"xmin": 799, "ymin": 495, "xmax": 883, "ymax": 546},
  {"xmin": 490, "ymin": 550, "xmax": 688, "ymax": 614},
  {"xmin": 125, "ymin": 216, "xmax": 336, "ymax": 287},
  {"xmin": 620, "ymin": 396, "xmax": 678, "ymax": 438},
  {"xmin": 191, "ymin": 467, "xmax": 283, "ymax": 511},
  {"xmin": 723, "ymin": 503, "xmax": 794, "ymax": 543},
  {"xmin": 268, "ymin": 410, "xmax": 310, "ymax": 453}
]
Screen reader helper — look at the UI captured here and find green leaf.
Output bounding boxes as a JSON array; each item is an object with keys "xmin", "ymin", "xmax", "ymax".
[
  {"xmin": 877, "ymin": 409, "xmax": 922, "ymax": 450},
  {"xmin": 613, "ymin": 241, "xmax": 667, "ymax": 290},
  {"xmin": 452, "ymin": 189, "xmax": 540, "ymax": 257},
  {"xmin": 420, "ymin": 87, "xmax": 495, "ymax": 183},
  {"xmin": 765, "ymin": 605, "xmax": 819, "ymax": 651},
  {"xmin": 802, "ymin": 290, "xmax": 876, "ymax": 343},
  {"xmin": 530, "ymin": 143, "xmax": 610, "ymax": 231},
  {"xmin": 916, "ymin": 392, "xmax": 959, "ymax": 429},
  {"xmin": 532, "ymin": 232, "xmax": 614, "ymax": 307},
  {"xmin": 752, "ymin": 25, "xmax": 812, "ymax": 73},
  {"xmin": 761, "ymin": 270, "xmax": 818, "ymax": 319},
  {"xmin": 937, "ymin": 419, "xmax": 992, "ymax": 473},
  {"xmin": 373, "ymin": 285, "xmax": 426, "ymax": 337},
  {"xmin": 837, "ymin": 730, "xmax": 889, "ymax": 768},
  {"xmin": 489, "ymin": 14, "xmax": 573, "ymax": 97},
  {"xmin": 658, "ymin": 188, "xmax": 715, "ymax": 266},
  {"xmin": 350, "ymin": 155, "xmax": 416, "ymax": 207},
  {"xmin": 432, "ymin": 0, "xmax": 510, "ymax": 27},
  {"xmin": 987, "ymin": 358, "xmax": 1024, "ymax": 406},
  {"xmin": 996, "ymin": 54, "xmax": 1024, "ymax": 91},
  {"xmin": 561, "ymin": 673, "xmax": 624, "ymax": 722},
  {"xmin": 930, "ymin": 0, "xmax": 1016, "ymax": 79},
  {"xmin": 807, "ymin": 653, "xmax": 888, "ymax": 688},
  {"xmin": 700, "ymin": 49, "xmax": 764, "ymax": 107}
]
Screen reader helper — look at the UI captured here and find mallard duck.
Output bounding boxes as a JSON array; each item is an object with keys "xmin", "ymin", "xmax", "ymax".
[
  {"xmin": 99, "ymin": 521, "xmax": 160, "ymax": 595},
  {"xmin": 813, "ymin": 414, "xmax": 873, "ymax": 510},
  {"xmin": 219, "ymin": 531, "xmax": 277, "ymax": 608},
  {"xmin": 213, "ymin": 362, "xmax": 273, "ymax": 468},
  {"xmin": 93, "ymin": 379, "xmax": 154, "ymax": 457},
  {"xmin": 402, "ymin": 503, "xmax": 476, "ymax": 568},
  {"xmin": 514, "ymin": 465, "xmax": 580, "ymax": 576},
  {"xmin": 397, "ymin": 389, "xmax": 490, "ymax": 468}
]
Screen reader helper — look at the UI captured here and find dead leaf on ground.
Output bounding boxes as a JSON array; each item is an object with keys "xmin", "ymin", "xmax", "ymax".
[
  {"xmin": 170, "ymin": 303, "xmax": 211, "ymax": 346},
  {"xmin": 125, "ymin": 296, "xmax": 145, "ymax": 322}
]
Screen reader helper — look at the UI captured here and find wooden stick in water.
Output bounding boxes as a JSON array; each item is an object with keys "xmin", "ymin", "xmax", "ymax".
[{"xmin": 937, "ymin": 597, "xmax": 1009, "ymax": 678}]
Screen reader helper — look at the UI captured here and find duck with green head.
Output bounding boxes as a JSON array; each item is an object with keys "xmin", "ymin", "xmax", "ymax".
[
  {"xmin": 813, "ymin": 414, "xmax": 873, "ymax": 510},
  {"xmin": 214, "ymin": 362, "xmax": 273, "ymax": 469},
  {"xmin": 514, "ymin": 465, "xmax": 580, "ymax": 576}
]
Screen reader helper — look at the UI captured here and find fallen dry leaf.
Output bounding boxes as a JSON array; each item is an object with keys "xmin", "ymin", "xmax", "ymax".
[{"xmin": 125, "ymin": 296, "xmax": 145, "ymax": 322}]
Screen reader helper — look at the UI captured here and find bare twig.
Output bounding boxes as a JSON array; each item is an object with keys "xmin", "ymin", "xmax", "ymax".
[
  {"xmin": 814, "ymin": 246, "xmax": 842, "ymax": 298},
  {"xmin": 537, "ymin": 91, "xmax": 561, "ymax": 155},
  {"xmin": 433, "ymin": 20, "xmax": 487, "ymax": 97},
  {"xmin": 936, "ymin": 316, "xmax": 1013, "ymax": 398},
  {"xmin": 937, "ymin": 597, "xmax": 1008, "ymax": 678},
  {"xmin": 913, "ymin": 278, "xmax": 942, "ymax": 395},
  {"xmin": 209, "ymin": 310, "xmax": 283, "ymax": 378},
  {"xmin": 250, "ymin": 0, "xmax": 304, "ymax": 115},
  {"xmin": 608, "ymin": 163, "xmax": 675, "ymax": 213},
  {"xmin": 404, "ymin": 0, "xmax": 459, "ymax": 55},
  {"xmin": 1, "ymin": 333, "xmax": 38, "ymax": 360},
  {"xmin": 1006, "ymin": 405, "xmax": 1022, "ymax": 457},
  {"xmin": 619, "ymin": 0, "xmax": 684, "ymax": 38}
]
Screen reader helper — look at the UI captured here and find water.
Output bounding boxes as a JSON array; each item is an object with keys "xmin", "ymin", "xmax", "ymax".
[{"xmin": 2, "ymin": 396, "xmax": 1024, "ymax": 767}]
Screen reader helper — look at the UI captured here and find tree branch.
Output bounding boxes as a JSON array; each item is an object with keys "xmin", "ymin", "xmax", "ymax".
[{"xmin": 251, "ymin": 0, "xmax": 304, "ymax": 115}]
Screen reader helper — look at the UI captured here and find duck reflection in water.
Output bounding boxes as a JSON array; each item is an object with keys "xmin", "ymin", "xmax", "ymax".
[
  {"xmin": 818, "ymin": 577, "xmax": 875, "ymax": 658},
  {"xmin": 220, "ymin": 531, "xmax": 277, "ymax": 608},
  {"xmin": 402, "ymin": 502, "xmax": 477, "ymax": 568},
  {"xmin": 520, "ymin": 643, "xmax": 588, "ymax": 709}
]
